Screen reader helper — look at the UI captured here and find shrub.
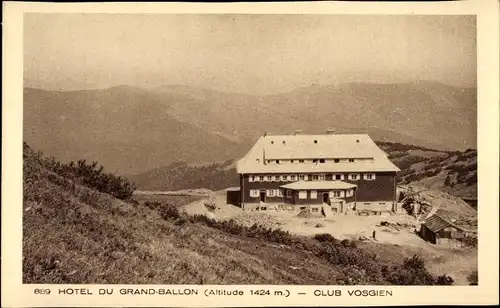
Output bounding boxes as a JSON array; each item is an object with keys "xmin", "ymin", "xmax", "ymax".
[
  {"xmin": 467, "ymin": 271, "xmax": 478, "ymax": 285},
  {"xmin": 23, "ymin": 143, "xmax": 136, "ymax": 200},
  {"xmin": 340, "ymin": 239, "xmax": 357, "ymax": 248},
  {"xmin": 314, "ymin": 233, "xmax": 339, "ymax": 244},
  {"xmin": 158, "ymin": 203, "xmax": 181, "ymax": 220},
  {"xmin": 386, "ymin": 255, "xmax": 435, "ymax": 285},
  {"xmin": 435, "ymin": 274, "xmax": 455, "ymax": 285}
]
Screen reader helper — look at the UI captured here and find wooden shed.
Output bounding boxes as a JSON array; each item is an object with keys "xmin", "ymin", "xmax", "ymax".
[
  {"xmin": 419, "ymin": 212, "xmax": 466, "ymax": 245},
  {"xmin": 226, "ymin": 187, "xmax": 241, "ymax": 206}
]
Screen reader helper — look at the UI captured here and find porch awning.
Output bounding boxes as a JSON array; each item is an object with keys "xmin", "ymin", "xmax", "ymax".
[{"xmin": 280, "ymin": 180, "xmax": 357, "ymax": 190}]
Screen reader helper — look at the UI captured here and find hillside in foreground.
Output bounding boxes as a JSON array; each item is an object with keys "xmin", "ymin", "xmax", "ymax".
[{"xmin": 23, "ymin": 143, "xmax": 460, "ymax": 285}]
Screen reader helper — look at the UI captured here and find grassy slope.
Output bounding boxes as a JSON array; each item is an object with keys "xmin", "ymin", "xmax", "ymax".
[
  {"xmin": 390, "ymin": 148, "xmax": 477, "ymax": 198},
  {"xmin": 23, "ymin": 144, "xmax": 453, "ymax": 285},
  {"xmin": 23, "ymin": 151, "xmax": 340, "ymax": 284}
]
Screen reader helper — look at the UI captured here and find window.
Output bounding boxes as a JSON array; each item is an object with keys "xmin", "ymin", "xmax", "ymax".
[
  {"xmin": 278, "ymin": 189, "xmax": 284, "ymax": 197},
  {"xmin": 291, "ymin": 160, "xmax": 295, "ymax": 163},
  {"xmin": 259, "ymin": 175, "xmax": 264, "ymax": 182},
  {"xmin": 250, "ymin": 175, "xmax": 256, "ymax": 182},
  {"xmin": 300, "ymin": 206, "xmax": 307, "ymax": 210},
  {"xmin": 313, "ymin": 159, "xmax": 318, "ymax": 163},
  {"xmin": 349, "ymin": 174, "xmax": 360, "ymax": 181},
  {"xmin": 250, "ymin": 190, "xmax": 259, "ymax": 197},
  {"xmin": 318, "ymin": 174, "xmax": 325, "ymax": 181},
  {"xmin": 276, "ymin": 160, "xmax": 280, "ymax": 164},
  {"xmin": 334, "ymin": 174, "xmax": 344, "ymax": 180},
  {"xmin": 299, "ymin": 159, "xmax": 305, "ymax": 163},
  {"xmin": 299, "ymin": 174, "xmax": 305, "ymax": 181},
  {"xmin": 274, "ymin": 175, "xmax": 280, "ymax": 181},
  {"xmin": 267, "ymin": 189, "xmax": 275, "ymax": 197},
  {"xmin": 331, "ymin": 191, "xmax": 341, "ymax": 198},
  {"xmin": 290, "ymin": 175, "xmax": 297, "ymax": 181},
  {"xmin": 312, "ymin": 208, "xmax": 319, "ymax": 212},
  {"xmin": 349, "ymin": 158, "xmax": 355, "ymax": 163},
  {"xmin": 312, "ymin": 175, "xmax": 319, "ymax": 181},
  {"xmin": 319, "ymin": 159, "xmax": 325, "ymax": 163},
  {"xmin": 281, "ymin": 175, "xmax": 287, "ymax": 181},
  {"xmin": 304, "ymin": 175, "xmax": 309, "ymax": 181},
  {"xmin": 310, "ymin": 190, "xmax": 317, "ymax": 199},
  {"xmin": 364, "ymin": 173, "xmax": 376, "ymax": 180},
  {"xmin": 286, "ymin": 190, "xmax": 292, "ymax": 197},
  {"xmin": 346, "ymin": 189, "xmax": 354, "ymax": 197},
  {"xmin": 334, "ymin": 159, "xmax": 340, "ymax": 163},
  {"xmin": 299, "ymin": 191, "xmax": 307, "ymax": 199}
]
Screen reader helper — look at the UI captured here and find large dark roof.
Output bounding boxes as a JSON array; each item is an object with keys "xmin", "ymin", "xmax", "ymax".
[{"xmin": 423, "ymin": 214, "xmax": 453, "ymax": 233}]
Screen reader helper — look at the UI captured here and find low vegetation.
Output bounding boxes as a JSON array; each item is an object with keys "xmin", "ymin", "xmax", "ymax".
[
  {"xmin": 23, "ymin": 143, "xmax": 457, "ymax": 285},
  {"xmin": 25, "ymin": 142, "xmax": 136, "ymax": 200},
  {"xmin": 128, "ymin": 160, "xmax": 238, "ymax": 192}
]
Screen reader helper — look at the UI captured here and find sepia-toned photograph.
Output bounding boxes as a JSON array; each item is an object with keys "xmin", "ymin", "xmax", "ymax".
[{"xmin": 21, "ymin": 12, "xmax": 481, "ymax": 287}]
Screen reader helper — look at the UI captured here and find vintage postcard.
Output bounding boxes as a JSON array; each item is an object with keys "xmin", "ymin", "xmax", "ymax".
[{"xmin": 2, "ymin": 0, "xmax": 499, "ymax": 307}]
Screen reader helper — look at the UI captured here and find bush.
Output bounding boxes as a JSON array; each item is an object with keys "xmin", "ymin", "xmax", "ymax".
[
  {"xmin": 435, "ymin": 274, "xmax": 455, "ymax": 285},
  {"xmin": 386, "ymin": 255, "xmax": 435, "ymax": 285},
  {"xmin": 314, "ymin": 233, "xmax": 339, "ymax": 244},
  {"xmin": 340, "ymin": 239, "xmax": 357, "ymax": 248},
  {"xmin": 23, "ymin": 143, "xmax": 136, "ymax": 200},
  {"xmin": 158, "ymin": 203, "xmax": 181, "ymax": 220},
  {"xmin": 467, "ymin": 270, "xmax": 478, "ymax": 285}
]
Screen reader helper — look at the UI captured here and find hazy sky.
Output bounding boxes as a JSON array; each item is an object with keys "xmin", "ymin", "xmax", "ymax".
[{"xmin": 24, "ymin": 14, "xmax": 476, "ymax": 94}]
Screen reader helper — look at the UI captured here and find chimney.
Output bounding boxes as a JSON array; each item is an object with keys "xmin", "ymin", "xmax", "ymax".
[
  {"xmin": 326, "ymin": 129, "xmax": 335, "ymax": 135},
  {"xmin": 294, "ymin": 130, "xmax": 303, "ymax": 135}
]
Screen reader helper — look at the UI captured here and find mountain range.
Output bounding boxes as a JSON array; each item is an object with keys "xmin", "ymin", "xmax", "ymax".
[{"xmin": 24, "ymin": 80, "xmax": 476, "ymax": 174}]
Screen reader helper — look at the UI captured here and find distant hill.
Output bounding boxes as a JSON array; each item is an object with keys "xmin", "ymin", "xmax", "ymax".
[
  {"xmin": 24, "ymin": 80, "xmax": 476, "ymax": 174},
  {"xmin": 24, "ymin": 87, "xmax": 247, "ymax": 174},
  {"xmin": 128, "ymin": 159, "xmax": 238, "ymax": 192},
  {"xmin": 23, "ymin": 143, "xmax": 451, "ymax": 285}
]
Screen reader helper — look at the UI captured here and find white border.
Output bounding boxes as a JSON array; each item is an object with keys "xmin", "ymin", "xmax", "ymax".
[{"xmin": 2, "ymin": 1, "xmax": 499, "ymax": 307}]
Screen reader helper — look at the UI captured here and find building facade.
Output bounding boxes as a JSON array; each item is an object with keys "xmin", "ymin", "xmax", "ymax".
[{"xmin": 235, "ymin": 132, "xmax": 400, "ymax": 214}]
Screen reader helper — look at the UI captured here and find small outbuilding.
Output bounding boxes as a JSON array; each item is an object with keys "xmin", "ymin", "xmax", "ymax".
[
  {"xmin": 226, "ymin": 187, "xmax": 241, "ymax": 206},
  {"xmin": 419, "ymin": 210, "xmax": 468, "ymax": 245}
]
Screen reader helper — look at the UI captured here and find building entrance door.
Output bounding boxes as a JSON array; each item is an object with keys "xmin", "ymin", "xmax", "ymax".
[
  {"xmin": 322, "ymin": 193, "xmax": 330, "ymax": 205},
  {"xmin": 260, "ymin": 191, "xmax": 266, "ymax": 202}
]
